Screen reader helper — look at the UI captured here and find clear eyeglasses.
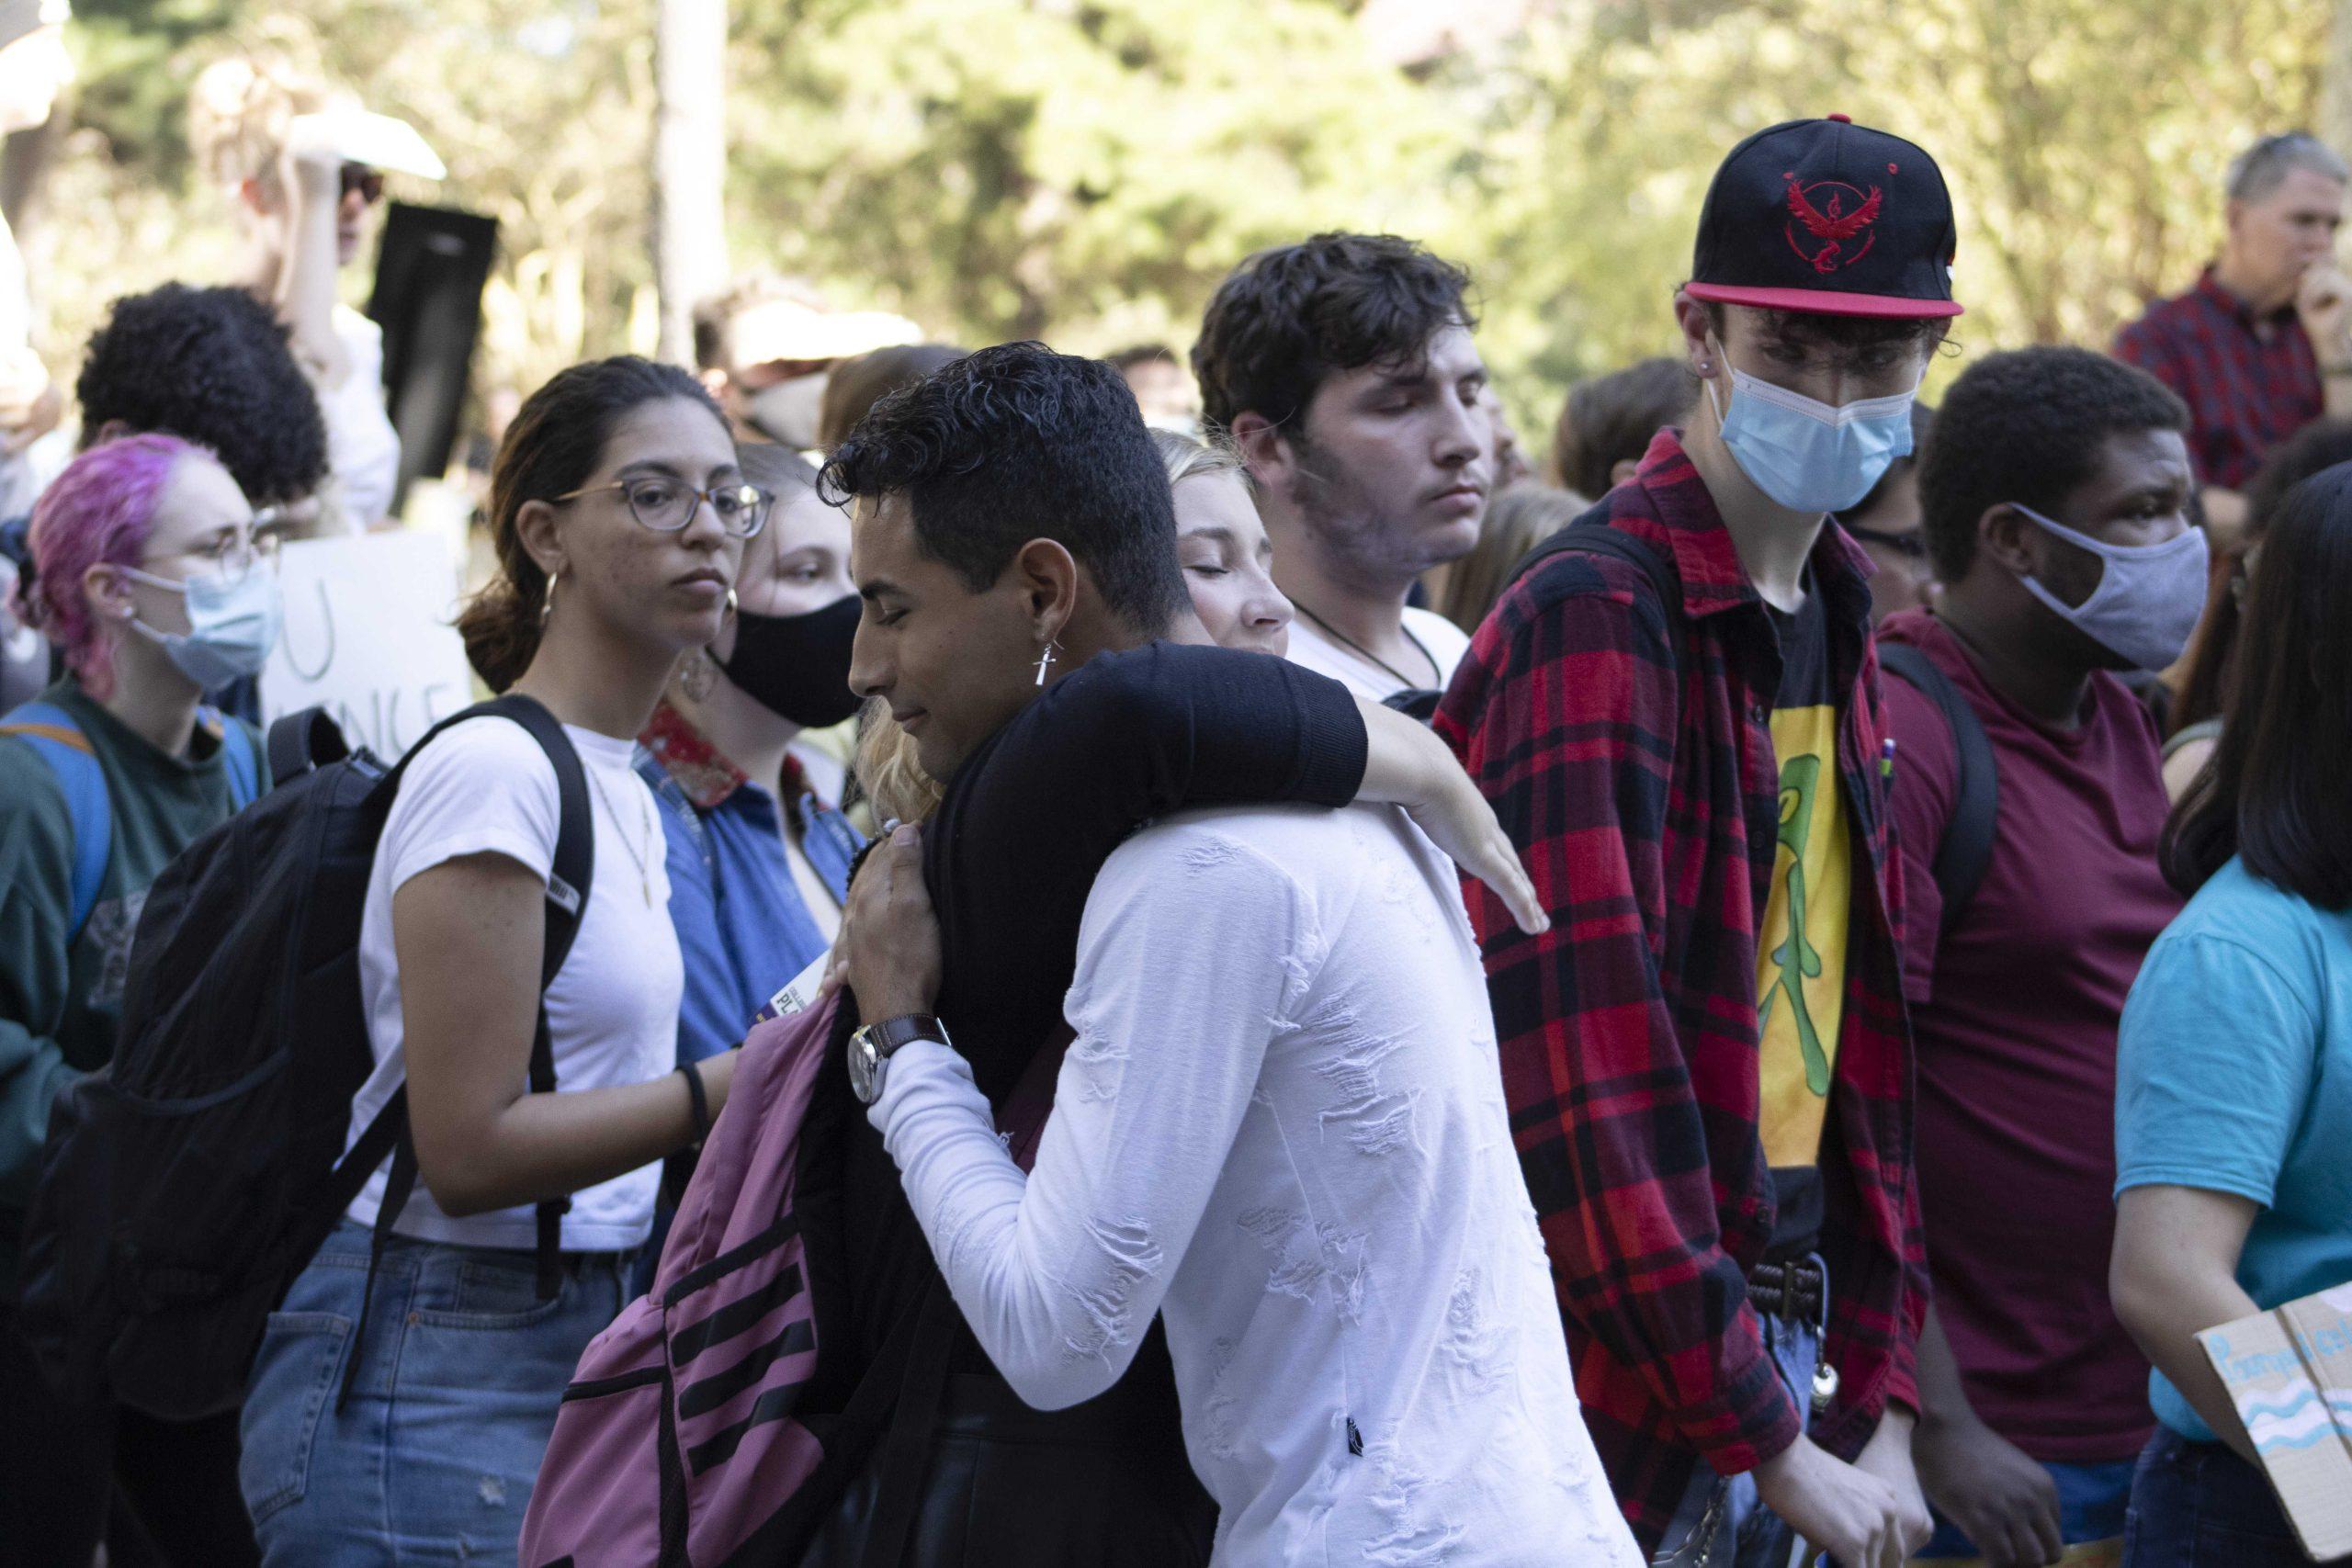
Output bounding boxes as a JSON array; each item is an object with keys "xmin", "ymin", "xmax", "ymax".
[
  {"xmin": 166, "ymin": 528, "xmax": 282, "ymax": 586},
  {"xmin": 556, "ymin": 478, "xmax": 774, "ymax": 539}
]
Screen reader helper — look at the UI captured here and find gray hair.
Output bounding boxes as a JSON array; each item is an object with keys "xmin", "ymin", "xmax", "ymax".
[{"xmin": 2227, "ymin": 132, "xmax": 2350, "ymax": 205}]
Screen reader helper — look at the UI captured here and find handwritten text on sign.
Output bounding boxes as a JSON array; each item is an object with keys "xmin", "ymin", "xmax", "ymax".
[{"xmin": 259, "ymin": 530, "xmax": 475, "ymax": 758}]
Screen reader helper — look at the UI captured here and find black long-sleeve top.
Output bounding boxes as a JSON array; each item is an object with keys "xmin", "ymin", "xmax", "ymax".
[{"xmin": 832, "ymin": 640, "xmax": 1367, "ymax": 1366}]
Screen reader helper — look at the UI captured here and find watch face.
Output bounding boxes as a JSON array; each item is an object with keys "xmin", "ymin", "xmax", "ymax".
[{"xmin": 848, "ymin": 1033, "xmax": 880, "ymax": 1103}]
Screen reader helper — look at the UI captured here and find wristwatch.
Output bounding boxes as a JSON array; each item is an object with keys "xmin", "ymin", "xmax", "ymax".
[{"xmin": 847, "ymin": 1013, "xmax": 949, "ymax": 1105}]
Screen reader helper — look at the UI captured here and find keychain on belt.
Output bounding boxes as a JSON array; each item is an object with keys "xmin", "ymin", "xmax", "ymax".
[{"xmin": 1807, "ymin": 1257, "xmax": 1838, "ymax": 1413}]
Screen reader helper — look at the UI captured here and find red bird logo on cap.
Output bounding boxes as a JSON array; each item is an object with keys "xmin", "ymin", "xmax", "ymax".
[{"xmin": 1783, "ymin": 175, "xmax": 1883, "ymax": 274}]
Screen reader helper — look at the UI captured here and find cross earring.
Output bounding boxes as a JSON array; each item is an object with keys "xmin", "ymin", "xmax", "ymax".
[{"xmin": 1033, "ymin": 637, "xmax": 1064, "ymax": 686}]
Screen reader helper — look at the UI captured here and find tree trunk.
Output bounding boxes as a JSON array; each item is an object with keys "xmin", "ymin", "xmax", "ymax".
[
  {"xmin": 2324, "ymin": 0, "xmax": 2352, "ymax": 164},
  {"xmin": 653, "ymin": 0, "xmax": 729, "ymax": 367}
]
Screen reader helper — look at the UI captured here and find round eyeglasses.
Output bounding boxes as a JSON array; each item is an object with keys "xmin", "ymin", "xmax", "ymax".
[
  {"xmin": 156, "ymin": 528, "xmax": 281, "ymax": 587},
  {"xmin": 556, "ymin": 478, "xmax": 773, "ymax": 539}
]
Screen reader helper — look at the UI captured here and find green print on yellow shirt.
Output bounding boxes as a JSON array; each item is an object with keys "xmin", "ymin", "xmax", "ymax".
[{"xmin": 1757, "ymin": 702, "xmax": 1850, "ymax": 1169}]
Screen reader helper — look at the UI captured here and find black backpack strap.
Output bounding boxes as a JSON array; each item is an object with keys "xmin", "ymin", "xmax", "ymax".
[
  {"xmin": 480, "ymin": 694, "xmax": 596, "ymax": 1298},
  {"xmin": 336, "ymin": 694, "xmax": 596, "ymax": 1409},
  {"xmin": 266, "ymin": 706, "xmax": 352, "ymax": 784},
  {"xmin": 1506, "ymin": 517, "xmax": 1688, "ymax": 675},
  {"xmin": 1877, "ymin": 641, "xmax": 1997, "ymax": 933}
]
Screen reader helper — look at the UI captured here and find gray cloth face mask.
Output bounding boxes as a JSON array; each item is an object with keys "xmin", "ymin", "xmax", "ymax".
[{"xmin": 2012, "ymin": 502, "xmax": 2209, "ymax": 672}]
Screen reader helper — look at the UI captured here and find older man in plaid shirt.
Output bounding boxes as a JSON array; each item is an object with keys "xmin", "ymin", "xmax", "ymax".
[
  {"xmin": 2115, "ymin": 132, "xmax": 2352, "ymax": 545},
  {"xmin": 1442, "ymin": 116, "xmax": 1959, "ymax": 1567}
]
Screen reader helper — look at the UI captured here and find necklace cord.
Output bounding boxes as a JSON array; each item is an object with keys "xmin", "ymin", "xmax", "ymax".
[{"xmin": 1293, "ymin": 600, "xmax": 1440, "ymax": 689}]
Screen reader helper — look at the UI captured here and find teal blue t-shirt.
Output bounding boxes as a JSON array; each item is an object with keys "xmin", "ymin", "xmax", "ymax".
[{"xmin": 2115, "ymin": 856, "xmax": 2352, "ymax": 1442}]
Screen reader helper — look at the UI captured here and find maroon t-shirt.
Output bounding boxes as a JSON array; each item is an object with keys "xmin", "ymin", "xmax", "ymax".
[{"xmin": 1879, "ymin": 609, "xmax": 2177, "ymax": 1463}]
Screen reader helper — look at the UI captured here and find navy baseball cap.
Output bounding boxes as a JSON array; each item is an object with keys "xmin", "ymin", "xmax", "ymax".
[{"xmin": 1689, "ymin": 115, "xmax": 1962, "ymax": 320}]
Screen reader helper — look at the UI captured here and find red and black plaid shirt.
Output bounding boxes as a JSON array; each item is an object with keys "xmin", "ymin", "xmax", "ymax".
[
  {"xmin": 1436, "ymin": 430, "xmax": 1925, "ymax": 1551},
  {"xmin": 2113, "ymin": 266, "xmax": 2324, "ymax": 492}
]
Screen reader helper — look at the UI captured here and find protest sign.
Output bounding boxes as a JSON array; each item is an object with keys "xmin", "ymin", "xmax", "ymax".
[
  {"xmin": 2200, "ymin": 1281, "xmax": 2352, "ymax": 1560},
  {"xmin": 260, "ymin": 529, "xmax": 475, "ymax": 758}
]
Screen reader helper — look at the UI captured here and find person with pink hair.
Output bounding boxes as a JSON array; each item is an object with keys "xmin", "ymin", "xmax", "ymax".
[{"xmin": 0, "ymin": 431, "xmax": 275, "ymax": 1565}]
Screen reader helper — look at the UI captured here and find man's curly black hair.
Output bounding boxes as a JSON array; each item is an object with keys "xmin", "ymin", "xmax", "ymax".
[
  {"xmin": 74, "ymin": 283, "xmax": 330, "ymax": 505},
  {"xmin": 820, "ymin": 341, "xmax": 1188, "ymax": 634},
  {"xmin": 1918, "ymin": 345, "xmax": 2188, "ymax": 585}
]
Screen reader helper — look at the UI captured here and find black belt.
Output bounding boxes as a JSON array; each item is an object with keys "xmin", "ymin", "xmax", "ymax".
[{"xmin": 1747, "ymin": 1258, "xmax": 1825, "ymax": 1325}]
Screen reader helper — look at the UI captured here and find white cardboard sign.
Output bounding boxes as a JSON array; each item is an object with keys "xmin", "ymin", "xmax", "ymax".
[{"xmin": 259, "ymin": 530, "xmax": 475, "ymax": 759}]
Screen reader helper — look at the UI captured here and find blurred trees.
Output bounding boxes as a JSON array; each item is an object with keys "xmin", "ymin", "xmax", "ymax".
[{"xmin": 13, "ymin": 0, "xmax": 2333, "ymax": 464}]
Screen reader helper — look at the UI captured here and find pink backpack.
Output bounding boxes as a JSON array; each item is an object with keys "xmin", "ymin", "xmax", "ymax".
[
  {"xmin": 521, "ymin": 996, "xmax": 854, "ymax": 1567},
  {"xmin": 522, "ymin": 994, "xmax": 1067, "ymax": 1567}
]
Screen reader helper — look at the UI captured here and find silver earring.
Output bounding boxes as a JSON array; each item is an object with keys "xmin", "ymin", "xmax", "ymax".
[
  {"xmin": 540, "ymin": 569, "xmax": 561, "ymax": 627},
  {"xmin": 1033, "ymin": 637, "xmax": 1064, "ymax": 686}
]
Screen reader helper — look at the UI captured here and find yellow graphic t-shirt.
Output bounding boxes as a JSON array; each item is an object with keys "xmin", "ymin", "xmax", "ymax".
[{"xmin": 1757, "ymin": 587, "xmax": 1851, "ymax": 1172}]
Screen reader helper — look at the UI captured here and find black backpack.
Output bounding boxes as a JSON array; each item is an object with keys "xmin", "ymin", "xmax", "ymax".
[
  {"xmin": 1875, "ymin": 641, "xmax": 1998, "ymax": 932},
  {"xmin": 17, "ymin": 694, "xmax": 593, "ymax": 1420}
]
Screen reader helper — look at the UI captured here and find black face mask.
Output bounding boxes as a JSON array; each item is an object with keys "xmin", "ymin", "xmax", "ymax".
[{"xmin": 718, "ymin": 594, "xmax": 865, "ymax": 728}]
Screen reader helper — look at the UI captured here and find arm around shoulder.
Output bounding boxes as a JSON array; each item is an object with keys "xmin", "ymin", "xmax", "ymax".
[{"xmin": 874, "ymin": 825, "xmax": 1308, "ymax": 1410}]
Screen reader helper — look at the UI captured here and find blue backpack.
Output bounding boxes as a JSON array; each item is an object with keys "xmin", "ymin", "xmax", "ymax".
[{"xmin": 0, "ymin": 699, "xmax": 262, "ymax": 936}]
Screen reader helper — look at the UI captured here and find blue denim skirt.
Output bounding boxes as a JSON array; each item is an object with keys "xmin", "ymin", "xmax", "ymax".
[{"xmin": 238, "ymin": 1220, "xmax": 629, "ymax": 1567}]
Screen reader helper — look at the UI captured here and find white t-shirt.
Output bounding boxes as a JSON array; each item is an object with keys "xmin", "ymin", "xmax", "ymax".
[
  {"xmin": 1285, "ymin": 604, "xmax": 1471, "ymax": 703},
  {"xmin": 345, "ymin": 716, "xmax": 683, "ymax": 1251},
  {"xmin": 871, "ymin": 804, "xmax": 1640, "ymax": 1566},
  {"xmin": 319, "ymin": 306, "xmax": 401, "ymax": 530}
]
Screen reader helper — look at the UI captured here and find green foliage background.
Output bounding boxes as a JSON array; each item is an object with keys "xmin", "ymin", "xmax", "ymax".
[{"xmin": 15, "ymin": 0, "xmax": 2327, "ymax": 468}]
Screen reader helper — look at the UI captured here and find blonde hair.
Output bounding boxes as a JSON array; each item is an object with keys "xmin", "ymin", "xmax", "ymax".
[
  {"xmin": 188, "ymin": 56, "xmax": 336, "ymax": 193},
  {"xmin": 1438, "ymin": 485, "xmax": 1587, "ymax": 634},
  {"xmin": 854, "ymin": 700, "xmax": 944, "ymax": 827},
  {"xmin": 1149, "ymin": 426, "xmax": 1248, "ymax": 491}
]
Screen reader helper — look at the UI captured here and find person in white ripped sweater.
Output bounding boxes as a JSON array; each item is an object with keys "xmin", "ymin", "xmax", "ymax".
[{"xmin": 830, "ymin": 344, "xmax": 1640, "ymax": 1566}]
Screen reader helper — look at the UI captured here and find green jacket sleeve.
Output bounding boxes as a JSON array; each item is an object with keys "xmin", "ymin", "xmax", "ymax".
[{"xmin": 0, "ymin": 741, "xmax": 83, "ymax": 1209}]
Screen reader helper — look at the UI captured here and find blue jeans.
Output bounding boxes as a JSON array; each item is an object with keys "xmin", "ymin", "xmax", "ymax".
[
  {"xmin": 2120, "ymin": 1427, "xmax": 2303, "ymax": 1568},
  {"xmin": 1654, "ymin": 1308, "xmax": 1822, "ymax": 1567},
  {"xmin": 238, "ymin": 1221, "xmax": 628, "ymax": 1567},
  {"xmin": 1917, "ymin": 1457, "xmax": 2135, "ymax": 1556}
]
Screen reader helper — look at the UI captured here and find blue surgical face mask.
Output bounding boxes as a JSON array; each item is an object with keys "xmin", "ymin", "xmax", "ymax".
[
  {"xmin": 2011, "ymin": 502, "xmax": 2210, "ymax": 672},
  {"xmin": 1703, "ymin": 352, "xmax": 1919, "ymax": 515},
  {"xmin": 119, "ymin": 564, "xmax": 285, "ymax": 688}
]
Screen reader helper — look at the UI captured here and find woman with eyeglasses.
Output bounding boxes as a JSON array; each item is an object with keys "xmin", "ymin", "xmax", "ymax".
[
  {"xmin": 0, "ymin": 434, "xmax": 276, "ymax": 1565},
  {"xmin": 626, "ymin": 443, "xmax": 862, "ymax": 1285},
  {"xmin": 237, "ymin": 357, "xmax": 760, "ymax": 1564},
  {"xmin": 191, "ymin": 57, "xmax": 406, "ymax": 531}
]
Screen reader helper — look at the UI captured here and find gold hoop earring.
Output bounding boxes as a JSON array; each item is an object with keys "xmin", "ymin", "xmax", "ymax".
[
  {"xmin": 725, "ymin": 585, "xmax": 740, "ymax": 619},
  {"xmin": 1033, "ymin": 637, "xmax": 1064, "ymax": 687},
  {"xmin": 681, "ymin": 646, "xmax": 719, "ymax": 703},
  {"xmin": 540, "ymin": 569, "xmax": 561, "ymax": 627}
]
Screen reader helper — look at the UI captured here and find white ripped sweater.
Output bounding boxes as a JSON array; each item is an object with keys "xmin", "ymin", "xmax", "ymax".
[{"xmin": 870, "ymin": 804, "xmax": 1640, "ymax": 1565}]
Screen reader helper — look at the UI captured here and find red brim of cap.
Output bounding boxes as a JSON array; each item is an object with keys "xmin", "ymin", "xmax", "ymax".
[{"xmin": 1686, "ymin": 281, "xmax": 1964, "ymax": 319}]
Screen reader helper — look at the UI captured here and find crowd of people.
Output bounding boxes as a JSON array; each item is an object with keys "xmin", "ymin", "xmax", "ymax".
[{"xmin": 5, "ymin": 14, "xmax": 2352, "ymax": 1564}]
